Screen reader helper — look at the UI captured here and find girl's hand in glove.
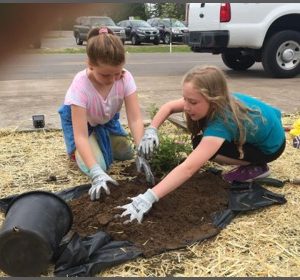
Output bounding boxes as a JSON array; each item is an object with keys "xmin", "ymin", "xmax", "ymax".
[
  {"xmin": 138, "ymin": 126, "xmax": 159, "ymax": 158},
  {"xmin": 116, "ymin": 189, "xmax": 159, "ymax": 223},
  {"xmin": 135, "ymin": 155, "xmax": 155, "ymax": 186},
  {"xmin": 88, "ymin": 164, "xmax": 118, "ymax": 201}
]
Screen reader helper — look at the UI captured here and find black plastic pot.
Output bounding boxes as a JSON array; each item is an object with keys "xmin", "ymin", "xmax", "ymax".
[{"xmin": 0, "ymin": 191, "xmax": 73, "ymax": 276}]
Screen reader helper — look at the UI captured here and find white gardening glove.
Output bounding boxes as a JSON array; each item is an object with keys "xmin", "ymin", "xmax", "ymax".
[
  {"xmin": 138, "ymin": 126, "xmax": 159, "ymax": 158},
  {"xmin": 88, "ymin": 164, "xmax": 119, "ymax": 201},
  {"xmin": 117, "ymin": 189, "xmax": 159, "ymax": 223},
  {"xmin": 135, "ymin": 155, "xmax": 155, "ymax": 186}
]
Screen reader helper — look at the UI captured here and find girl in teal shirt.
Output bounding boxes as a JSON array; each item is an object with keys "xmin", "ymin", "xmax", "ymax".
[{"xmin": 117, "ymin": 65, "xmax": 286, "ymax": 223}]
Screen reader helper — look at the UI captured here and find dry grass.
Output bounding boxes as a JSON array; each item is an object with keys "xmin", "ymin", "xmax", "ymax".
[{"xmin": 0, "ymin": 114, "xmax": 299, "ymax": 277}]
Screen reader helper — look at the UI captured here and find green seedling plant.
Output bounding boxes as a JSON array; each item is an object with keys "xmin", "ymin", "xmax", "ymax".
[
  {"xmin": 147, "ymin": 103, "xmax": 193, "ymax": 177},
  {"xmin": 150, "ymin": 133, "xmax": 192, "ymax": 177}
]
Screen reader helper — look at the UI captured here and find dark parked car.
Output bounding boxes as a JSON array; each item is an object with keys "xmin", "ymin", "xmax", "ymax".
[
  {"xmin": 73, "ymin": 16, "xmax": 126, "ymax": 45},
  {"xmin": 147, "ymin": 18, "xmax": 189, "ymax": 44},
  {"xmin": 117, "ymin": 19, "xmax": 160, "ymax": 45}
]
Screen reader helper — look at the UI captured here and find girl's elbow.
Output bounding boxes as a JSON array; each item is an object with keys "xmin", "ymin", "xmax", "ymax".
[
  {"xmin": 160, "ymin": 103, "xmax": 173, "ymax": 114},
  {"xmin": 181, "ymin": 162, "xmax": 199, "ymax": 179}
]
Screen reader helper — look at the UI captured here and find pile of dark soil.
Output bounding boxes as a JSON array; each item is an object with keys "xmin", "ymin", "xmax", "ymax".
[{"xmin": 68, "ymin": 164, "xmax": 230, "ymax": 257}]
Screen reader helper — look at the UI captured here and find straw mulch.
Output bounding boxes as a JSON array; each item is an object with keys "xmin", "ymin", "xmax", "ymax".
[{"xmin": 0, "ymin": 114, "xmax": 299, "ymax": 277}]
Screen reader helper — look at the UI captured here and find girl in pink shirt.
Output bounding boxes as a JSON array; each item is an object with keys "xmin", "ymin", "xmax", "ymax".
[{"xmin": 58, "ymin": 27, "xmax": 153, "ymax": 201}]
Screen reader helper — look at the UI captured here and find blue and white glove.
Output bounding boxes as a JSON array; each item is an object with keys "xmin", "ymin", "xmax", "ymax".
[
  {"xmin": 135, "ymin": 155, "xmax": 155, "ymax": 186},
  {"xmin": 117, "ymin": 189, "xmax": 159, "ymax": 223},
  {"xmin": 88, "ymin": 164, "xmax": 118, "ymax": 201},
  {"xmin": 138, "ymin": 126, "xmax": 159, "ymax": 157}
]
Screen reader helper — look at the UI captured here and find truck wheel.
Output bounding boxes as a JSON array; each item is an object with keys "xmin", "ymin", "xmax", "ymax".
[
  {"xmin": 221, "ymin": 51, "xmax": 255, "ymax": 70},
  {"xmin": 262, "ymin": 30, "xmax": 300, "ymax": 78},
  {"xmin": 75, "ymin": 34, "xmax": 83, "ymax": 45}
]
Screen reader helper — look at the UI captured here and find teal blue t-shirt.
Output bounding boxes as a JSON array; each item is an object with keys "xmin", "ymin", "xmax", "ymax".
[{"xmin": 203, "ymin": 93, "xmax": 285, "ymax": 154}]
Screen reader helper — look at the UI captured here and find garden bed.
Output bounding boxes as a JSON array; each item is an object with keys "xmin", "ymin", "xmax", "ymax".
[
  {"xmin": 0, "ymin": 115, "xmax": 299, "ymax": 276},
  {"xmin": 69, "ymin": 164, "xmax": 229, "ymax": 257}
]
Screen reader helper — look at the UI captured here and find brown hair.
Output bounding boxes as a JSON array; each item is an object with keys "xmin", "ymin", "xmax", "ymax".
[
  {"xmin": 86, "ymin": 27, "xmax": 125, "ymax": 66},
  {"xmin": 182, "ymin": 65, "xmax": 260, "ymax": 159}
]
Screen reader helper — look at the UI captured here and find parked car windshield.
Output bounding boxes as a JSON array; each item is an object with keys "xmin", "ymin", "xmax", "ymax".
[
  {"xmin": 91, "ymin": 17, "xmax": 116, "ymax": 26},
  {"xmin": 131, "ymin": 20, "xmax": 151, "ymax": 28},
  {"xmin": 162, "ymin": 19, "xmax": 186, "ymax": 28}
]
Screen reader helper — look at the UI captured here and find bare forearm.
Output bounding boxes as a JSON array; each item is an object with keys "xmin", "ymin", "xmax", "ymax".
[
  {"xmin": 71, "ymin": 105, "xmax": 97, "ymax": 169},
  {"xmin": 125, "ymin": 92, "xmax": 144, "ymax": 145},
  {"xmin": 128, "ymin": 118, "xmax": 144, "ymax": 146},
  {"xmin": 151, "ymin": 104, "xmax": 173, "ymax": 128},
  {"xmin": 75, "ymin": 136, "xmax": 96, "ymax": 169},
  {"xmin": 151, "ymin": 99, "xmax": 184, "ymax": 129}
]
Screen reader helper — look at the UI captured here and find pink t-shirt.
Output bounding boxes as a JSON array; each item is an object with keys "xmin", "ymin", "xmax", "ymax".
[{"xmin": 64, "ymin": 69, "xmax": 137, "ymax": 126}]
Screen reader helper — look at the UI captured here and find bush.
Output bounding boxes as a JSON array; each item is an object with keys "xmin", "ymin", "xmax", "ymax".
[
  {"xmin": 146, "ymin": 103, "xmax": 192, "ymax": 177},
  {"xmin": 150, "ymin": 133, "xmax": 192, "ymax": 177}
]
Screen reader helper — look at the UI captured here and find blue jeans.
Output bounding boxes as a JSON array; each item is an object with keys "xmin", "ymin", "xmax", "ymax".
[{"xmin": 58, "ymin": 105, "xmax": 132, "ymax": 170}]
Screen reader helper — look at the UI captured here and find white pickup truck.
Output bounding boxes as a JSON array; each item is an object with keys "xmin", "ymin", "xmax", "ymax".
[{"xmin": 185, "ymin": 3, "xmax": 300, "ymax": 78}]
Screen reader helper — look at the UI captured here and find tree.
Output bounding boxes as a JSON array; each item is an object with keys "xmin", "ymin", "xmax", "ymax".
[
  {"xmin": 111, "ymin": 3, "xmax": 147, "ymax": 22},
  {"xmin": 148, "ymin": 3, "xmax": 186, "ymax": 20},
  {"xmin": 162, "ymin": 3, "xmax": 185, "ymax": 20},
  {"xmin": 150, "ymin": 3, "xmax": 164, "ymax": 18},
  {"xmin": 95, "ymin": 3, "xmax": 147, "ymax": 22},
  {"xmin": 127, "ymin": 3, "xmax": 147, "ymax": 20}
]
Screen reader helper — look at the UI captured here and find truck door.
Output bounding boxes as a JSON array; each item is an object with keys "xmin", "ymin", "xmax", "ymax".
[{"xmin": 188, "ymin": 3, "xmax": 221, "ymax": 32}]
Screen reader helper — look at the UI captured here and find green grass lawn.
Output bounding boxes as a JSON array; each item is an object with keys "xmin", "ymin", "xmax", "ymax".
[
  {"xmin": 34, "ymin": 44, "xmax": 191, "ymax": 54},
  {"xmin": 125, "ymin": 44, "xmax": 191, "ymax": 53}
]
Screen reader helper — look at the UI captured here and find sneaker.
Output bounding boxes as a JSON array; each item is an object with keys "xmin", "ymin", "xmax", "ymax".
[
  {"xmin": 223, "ymin": 164, "xmax": 270, "ymax": 183},
  {"xmin": 293, "ymin": 135, "xmax": 300, "ymax": 149}
]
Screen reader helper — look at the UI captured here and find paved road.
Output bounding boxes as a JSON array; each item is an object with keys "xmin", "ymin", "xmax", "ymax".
[
  {"xmin": 0, "ymin": 31, "xmax": 299, "ymax": 130},
  {"xmin": 0, "ymin": 52, "xmax": 225, "ymax": 81}
]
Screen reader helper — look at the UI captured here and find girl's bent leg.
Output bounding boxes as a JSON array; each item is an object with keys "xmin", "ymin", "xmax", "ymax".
[
  {"xmin": 213, "ymin": 154, "xmax": 250, "ymax": 166},
  {"xmin": 110, "ymin": 135, "xmax": 134, "ymax": 161},
  {"xmin": 75, "ymin": 133, "xmax": 107, "ymax": 176}
]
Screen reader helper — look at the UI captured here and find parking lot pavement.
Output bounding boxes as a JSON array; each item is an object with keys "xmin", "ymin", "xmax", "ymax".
[
  {"xmin": 0, "ymin": 31, "xmax": 299, "ymax": 130},
  {"xmin": 1, "ymin": 73, "xmax": 299, "ymax": 131},
  {"xmin": 0, "ymin": 76, "xmax": 182, "ymax": 130}
]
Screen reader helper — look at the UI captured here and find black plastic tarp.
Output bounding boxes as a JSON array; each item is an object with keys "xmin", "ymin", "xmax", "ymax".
[
  {"xmin": 0, "ymin": 179, "xmax": 287, "ymax": 276},
  {"xmin": 54, "ymin": 231, "xmax": 142, "ymax": 277}
]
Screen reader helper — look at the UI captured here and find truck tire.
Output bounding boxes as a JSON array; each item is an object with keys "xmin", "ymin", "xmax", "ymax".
[
  {"xmin": 75, "ymin": 33, "xmax": 83, "ymax": 45},
  {"xmin": 221, "ymin": 51, "xmax": 255, "ymax": 70},
  {"xmin": 262, "ymin": 30, "xmax": 300, "ymax": 78}
]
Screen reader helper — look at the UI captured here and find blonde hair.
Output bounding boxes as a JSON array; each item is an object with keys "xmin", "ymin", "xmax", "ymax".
[
  {"xmin": 86, "ymin": 27, "xmax": 125, "ymax": 66},
  {"xmin": 182, "ymin": 65, "xmax": 259, "ymax": 159}
]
